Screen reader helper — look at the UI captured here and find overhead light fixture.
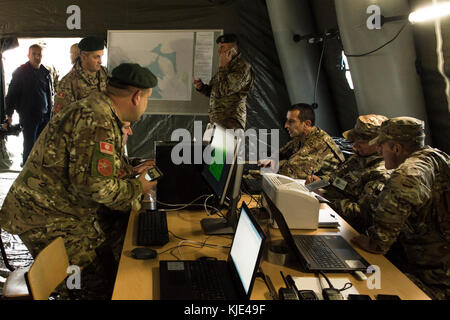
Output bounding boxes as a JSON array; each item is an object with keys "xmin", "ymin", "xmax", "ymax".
[
  {"xmin": 408, "ymin": 2, "xmax": 450, "ymax": 24},
  {"xmin": 381, "ymin": 2, "xmax": 450, "ymax": 26}
]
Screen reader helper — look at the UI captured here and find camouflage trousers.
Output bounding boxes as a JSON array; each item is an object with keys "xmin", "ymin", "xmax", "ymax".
[
  {"xmin": 213, "ymin": 117, "xmax": 245, "ymax": 130},
  {"xmin": 96, "ymin": 208, "xmax": 129, "ymax": 262},
  {"xmin": 405, "ymin": 273, "xmax": 450, "ymax": 300},
  {"xmin": 385, "ymin": 246, "xmax": 450, "ymax": 300}
]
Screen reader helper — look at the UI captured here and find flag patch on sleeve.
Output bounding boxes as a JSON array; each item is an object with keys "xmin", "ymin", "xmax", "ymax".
[{"xmin": 100, "ymin": 141, "xmax": 114, "ymax": 155}]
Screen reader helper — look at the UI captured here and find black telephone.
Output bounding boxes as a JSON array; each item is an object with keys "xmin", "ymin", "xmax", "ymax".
[
  {"xmin": 279, "ymin": 271, "xmax": 319, "ymax": 301},
  {"xmin": 278, "ymin": 287, "xmax": 299, "ymax": 300}
]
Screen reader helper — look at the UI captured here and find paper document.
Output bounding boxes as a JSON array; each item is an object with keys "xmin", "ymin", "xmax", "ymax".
[{"xmin": 194, "ymin": 32, "xmax": 215, "ymax": 83}]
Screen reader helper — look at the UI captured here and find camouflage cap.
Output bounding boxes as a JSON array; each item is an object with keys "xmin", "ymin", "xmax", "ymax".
[
  {"xmin": 78, "ymin": 36, "xmax": 105, "ymax": 51},
  {"xmin": 216, "ymin": 34, "xmax": 238, "ymax": 44},
  {"xmin": 111, "ymin": 63, "xmax": 158, "ymax": 89},
  {"xmin": 369, "ymin": 116, "xmax": 425, "ymax": 146},
  {"xmin": 343, "ymin": 114, "xmax": 388, "ymax": 142}
]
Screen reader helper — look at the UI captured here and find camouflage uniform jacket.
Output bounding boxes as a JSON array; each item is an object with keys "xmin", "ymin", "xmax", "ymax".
[
  {"xmin": 53, "ymin": 60, "xmax": 109, "ymax": 114},
  {"xmin": 118, "ymin": 155, "xmax": 135, "ymax": 179},
  {"xmin": 324, "ymin": 154, "xmax": 390, "ymax": 232},
  {"xmin": 198, "ymin": 53, "xmax": 253, "ymax": 129},
  {"xmin": 0, "ymin": 92, "xmax": 142, "ymax": 266},
  {"xmin": 278, "ymin": 127, "xmax": 345, "ymax": 179},
  {"xmin": 366, "ymin": 146, "xmax": 450, "ymax": 290}
]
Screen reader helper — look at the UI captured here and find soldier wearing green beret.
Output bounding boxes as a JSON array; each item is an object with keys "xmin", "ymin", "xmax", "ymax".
[
  {"xmin": 193, "ymin": 33, "xmax": 253, "ymax": 129},
  {"xmin": 351, "ymin": 117, "xmax": 450, "ymax": 300},
  {"xmin": 53, "ymin": 36, "xmax": 109, "ymax": 114},
  {"xmin": 0, "ymin": 63, "xmax": 158, "ymax": 299},
  {"xmin": 306, "ymin": 115, "xmax": 391, "ymax": 233}
]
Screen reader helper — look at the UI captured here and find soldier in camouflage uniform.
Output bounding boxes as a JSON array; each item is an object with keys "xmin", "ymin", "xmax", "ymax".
[
  {"xmin": 193, "ymin": 34, "xmax": 253, "ymax": 130},
  {"xmin": 0, "ymin": 63, "xmax": 158, "ymax": 299},
  {"xmin": 53, "ymin": 37, "xmax": 109, "ymax": 114},
  {"xmin": 306, "ymin": 115, "xmax": 391, "ymax": 233},
  {"xmin": 260, "ymin": 103, "xmax": 345, "ymax": 179},
  {"xmin": 351, "ymin": 117, "xmax": 450, "ymax": 300}
]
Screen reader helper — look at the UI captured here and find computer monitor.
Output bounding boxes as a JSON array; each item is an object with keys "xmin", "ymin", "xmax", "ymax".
[
  {"xmin": 200, "ymin": 124, "xmax": 244, "ymax": 235},
  {"xmin": 155, "ymin": 141, "xmax": 211, "ymax": 209}
]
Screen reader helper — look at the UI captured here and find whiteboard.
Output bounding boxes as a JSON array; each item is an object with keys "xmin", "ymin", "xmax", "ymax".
[{"xmin": 107, "ymin": 30, "xmax": 222, "ymax": 115}]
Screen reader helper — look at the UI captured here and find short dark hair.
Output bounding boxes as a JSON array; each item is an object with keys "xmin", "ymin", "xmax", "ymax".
[
  {"xmin": 29, "ymin": 44, "xmax": 43, "ymax": 51},
  {"xmin": 288, "ymin": 103, "xmax": 316, "ymax": 126},
  {"xmin": 387, "ymin": 139, "xmax": 423, "ymax": 154}
]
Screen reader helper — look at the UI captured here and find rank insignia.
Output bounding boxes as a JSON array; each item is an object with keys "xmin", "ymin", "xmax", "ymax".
[
  {"xmin": 100, "ymin": 142, "xmax": 114, "ymax": 155},
  {"xmin": 97, "ymin": 158, "xmax": 113, "ymax": 177}
]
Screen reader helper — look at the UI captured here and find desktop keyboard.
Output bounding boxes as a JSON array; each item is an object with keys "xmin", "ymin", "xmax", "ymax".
[
  {"xmin": 187, "ymin": 261, "xmax": 227, "ymax": 300},
  {"xmin": 137, "ymin": 210, "xmax": 169, "ymax": 246},
  {"xmin": 294, "ymin": 236, "xmax": 347, "ymax": 269}
]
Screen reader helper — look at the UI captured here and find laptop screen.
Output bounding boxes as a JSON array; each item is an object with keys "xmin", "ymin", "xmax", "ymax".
[{"xmin": 229, "ymin": 205, "xmax": 264, "ymax": 294}]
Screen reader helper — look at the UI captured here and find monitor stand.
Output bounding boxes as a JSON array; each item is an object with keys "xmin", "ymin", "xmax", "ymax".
[{"xmin": 200, "ymin": 217, "xmax": 233, "ymax": 235}]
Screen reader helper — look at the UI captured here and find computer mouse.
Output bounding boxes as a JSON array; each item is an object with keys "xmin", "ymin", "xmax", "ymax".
[{"xmin": 131, "ymin": 248, "xmax": 157, "ymax": 260}]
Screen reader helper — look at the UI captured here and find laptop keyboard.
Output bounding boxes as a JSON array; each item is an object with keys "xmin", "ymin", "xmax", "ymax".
[
  {"xmin": 187, "ymin": 261, "xmax": 227, "ymax": 300},
  {"xmin": 137, "ymin": 210, "xmax": 169, "ymax": 246},
  {"xmin": 294, "ymin": 236, "xmax": 347, "ymax": 269}
]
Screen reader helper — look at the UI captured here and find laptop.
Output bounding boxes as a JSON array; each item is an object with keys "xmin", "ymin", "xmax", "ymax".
[
  {"xmin": 264, "ymin": 192, "xmax": 369, "ymax": 272},
  {"xmin": 159, "ymin": 202, "xmax": 266, "ymax": 300}
]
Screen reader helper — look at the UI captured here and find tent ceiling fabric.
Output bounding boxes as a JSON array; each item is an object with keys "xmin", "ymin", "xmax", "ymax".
[
  {"xmin": 0, "ymin": 0, "xmax": 238, "ymax": 37},
  {"xmin": 308, "ymin": 0, "xmax": 360, "ymax": 133}
]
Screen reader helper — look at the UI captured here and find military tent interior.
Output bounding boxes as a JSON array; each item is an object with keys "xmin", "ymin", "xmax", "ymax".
[
  {"xmin": 0, "ymin": 0, "xmax": 449, "ymax": 161},
  {"xmin": 0, "ymin": 0, "xmax": 449, "ymax": 299}
]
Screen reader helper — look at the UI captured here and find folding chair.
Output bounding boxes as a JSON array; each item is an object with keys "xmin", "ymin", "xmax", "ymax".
[{"xmin": 2, "ymin": 237, "xmax": 69, "ymax": 300}]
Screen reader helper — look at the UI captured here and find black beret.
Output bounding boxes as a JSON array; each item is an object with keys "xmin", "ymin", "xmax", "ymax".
[
  {"xmin": 111, "ymin": 63, "xmax": 158, "ymax": 89},
  {"xmin": 78, "ymin": 36, "xmax": 105, "ymax": 51},
  {"xmin": 216, "ymin": 34, "xmax": 238, "ymax": 44}
]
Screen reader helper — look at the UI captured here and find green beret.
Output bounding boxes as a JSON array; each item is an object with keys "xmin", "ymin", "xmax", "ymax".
[
  {"xmin": 216, "ymin": 34, "xmax": 238, "ymax": 44},
  {"xmin": 111, "ymin": 63, "xmax": 158, "ymax": 89},
  {"xmin": 78, "ymin": 36, "xmax": 105, "ymax": 52}
]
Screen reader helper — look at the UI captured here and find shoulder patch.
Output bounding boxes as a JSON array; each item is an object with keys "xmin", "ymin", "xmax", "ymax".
[
  {"xmin": 53, "ymin": 102, "xmax": 62, "ymax": 114},
  {"xmin": 97, "ymin": 158, "xmax": 113, "ymax": 177},
  {"xmin": 100, "ymin": 141, "xmax": 114, "ymax": 155}
]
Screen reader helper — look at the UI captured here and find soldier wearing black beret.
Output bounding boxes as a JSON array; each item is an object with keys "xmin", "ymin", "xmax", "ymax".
[
  {"xmin": 53, "ymin": 36, "xmax": 109, "ymax": 114},
  {"xmin": 0, "ymin": 63, "xmax": 158, "ymax": 299},
  {"xmin": 78, "ymin": 36, "xmax": 105, "ymax": 52},
  {"xmin": 193, "ymin": 33, "xmax": 253, "ymax": 129}
]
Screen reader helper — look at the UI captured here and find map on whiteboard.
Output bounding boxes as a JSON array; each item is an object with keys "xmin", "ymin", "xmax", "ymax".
[{"xmin": 108, "ymin": 31, "xmax": 194, "ymax": 101}]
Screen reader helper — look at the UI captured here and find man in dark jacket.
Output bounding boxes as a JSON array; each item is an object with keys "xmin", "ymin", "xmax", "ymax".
[{"xmin": 4, "ymin": 44, "xmax": 53, "ymax": 166}]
